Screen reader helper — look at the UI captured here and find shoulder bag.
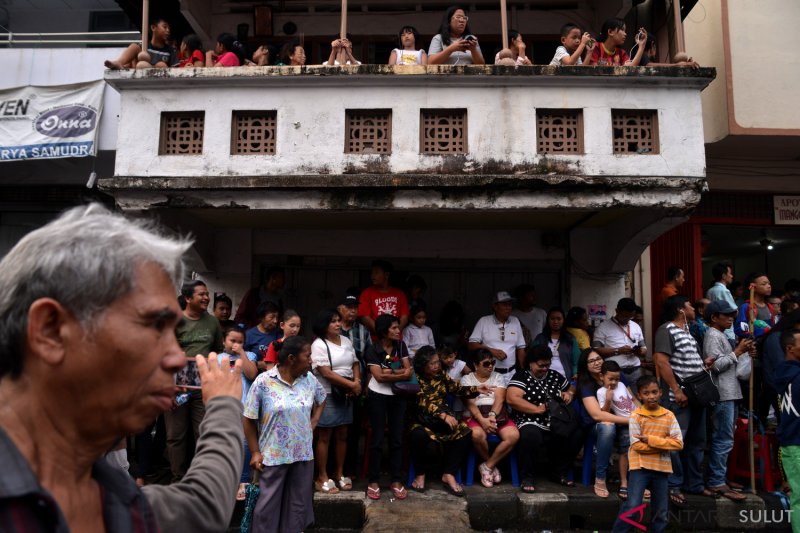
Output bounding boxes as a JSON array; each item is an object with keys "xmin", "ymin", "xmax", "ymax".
[
  {"xmin": 324, "ymin": 339, "xmax": 353, "ymax": 404},
  {"xmin": 678, "ymin": 368, "xmax": 720, "ymax": 407}
]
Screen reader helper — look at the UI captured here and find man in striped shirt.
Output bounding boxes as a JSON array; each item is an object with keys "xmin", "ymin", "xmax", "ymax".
[
  {"xmin": 612, "ymin": 375, "xmax": 683, "ymax": 533},
  {"xmin": 653, "ymin": 295, "xmax": 707, "ymax": 507}
]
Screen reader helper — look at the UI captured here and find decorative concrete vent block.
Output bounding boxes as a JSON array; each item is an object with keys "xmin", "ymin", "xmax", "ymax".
[
  {"xmin": 612, "ymin": 110, "xmax": 659, "ymax": 155},
  {"xmin": 420, "ymin": 109, "xmax": 467, "ymax": 154},
  {"xmin": 159, "ymin": 112, "xmax": 205, "ymax": 155},
  {"xmin": 345, "ymin": 109, "xmax": 392, "ymax": 154},
  {"xmin": 232, "ymin": 111, "xmax": 277, "ymax": 155},
  {"xmin": 536, "ymin": 109, "xmax": 583, "ymax": 154}
]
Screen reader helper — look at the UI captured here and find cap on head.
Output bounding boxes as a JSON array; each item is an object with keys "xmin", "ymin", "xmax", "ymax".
[
  {"xmin": 704, "ymin": 299, "xmax": 737, "ymax": 322},
  {"xmin": 493, "ymin": 291, "xmax": 515, "ymax": 304},
  {"xmin": 339, "ymin": 294, "xmax": 359, "ymax": 307}
]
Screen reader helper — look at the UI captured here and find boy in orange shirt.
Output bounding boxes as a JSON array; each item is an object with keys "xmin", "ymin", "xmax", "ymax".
[{"xmin": 611, "ymin": 375, "xmax": 683, "ymax": 533}]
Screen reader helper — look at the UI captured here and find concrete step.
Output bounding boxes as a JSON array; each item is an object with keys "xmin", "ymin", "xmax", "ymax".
[{"xmin": 307, "ymin": 480, "xmax": 792, "ymax": 532}]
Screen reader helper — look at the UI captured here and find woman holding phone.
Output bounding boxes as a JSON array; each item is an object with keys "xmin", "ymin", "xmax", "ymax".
[{"xmin": 428, "ymin": 6, "xmax": 485, "ymax": 65}]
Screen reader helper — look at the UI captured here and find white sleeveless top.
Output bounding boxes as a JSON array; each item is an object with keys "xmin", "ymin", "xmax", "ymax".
[{"xmin": 393, "ymin": 49, "xmax": 424, "ymax": 65}]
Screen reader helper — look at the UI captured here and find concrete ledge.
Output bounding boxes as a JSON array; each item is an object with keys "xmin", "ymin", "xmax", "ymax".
[
  {"xmin": 104, "ymin": 64, "xmax": 716, "ymax": 91},
  {"xmin": 306, "ymin": 481, "xmax": 792, "ymax": 532}
]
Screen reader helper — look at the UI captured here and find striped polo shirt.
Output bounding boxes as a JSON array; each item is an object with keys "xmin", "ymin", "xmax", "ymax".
[{"xmin": 654, "ymin": 321, "xmax": 705, "ymax": 400}]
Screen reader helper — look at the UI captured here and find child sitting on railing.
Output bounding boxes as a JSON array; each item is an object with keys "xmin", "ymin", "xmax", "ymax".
[{"xmin": 206, "ymin": 33, "xmax": 245, "ymax": 67}]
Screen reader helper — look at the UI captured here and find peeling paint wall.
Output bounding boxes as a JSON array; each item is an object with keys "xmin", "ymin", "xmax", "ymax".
[{"xmin": 112, "ymin": 73, "xmax": 708, "ymax": 180}]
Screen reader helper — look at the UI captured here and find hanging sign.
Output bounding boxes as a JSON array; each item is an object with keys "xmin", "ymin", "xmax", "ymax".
[
  {"xmin": 0, "ymin": 80, "xmax": 104, "ymax": 162},
  {"xmin": 774, "ymin": 196, "xmax": 800, "ymax": 226}
]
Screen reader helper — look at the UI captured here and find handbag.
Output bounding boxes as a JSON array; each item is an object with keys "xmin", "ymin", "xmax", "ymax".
[
  {"xmin": 478, "ymin": 404, "xmax": 509, "ymax": 425},
  {"xmin": 678, "ymin": 368, "xmax": 720, "ymax": 407},
  {"xmin": 323, "ymin": 339, "xmax": 353, "ymax": 404},
  {"xmin": 736, "ymin": 354, "xmax": 753, "ymax": 381},
  {"xmin": 391, "ymin": 372, "xmax": 420, "ymax": 396},
  {"xmin": 547, "ymin": 396, "xmax": 580, "ymax": 439},
  {"xmin": 418, "ymin": 411, "xmax": 454, "ymax": 434}
]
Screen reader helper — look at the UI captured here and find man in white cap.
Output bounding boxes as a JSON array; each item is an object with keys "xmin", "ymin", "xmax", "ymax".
[{"xmin": 468, "ymin": 291, "xmax": 528, "ymax": 386}]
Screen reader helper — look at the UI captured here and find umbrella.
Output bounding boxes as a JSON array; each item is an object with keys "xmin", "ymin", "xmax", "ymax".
[{"xmin": 240, "ymin": 470, "xmax": 261, "ymax": 533}]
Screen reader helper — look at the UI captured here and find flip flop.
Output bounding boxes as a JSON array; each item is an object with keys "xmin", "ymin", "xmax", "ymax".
[
  {"xmin": 521, "ymin": 483, "xmax": 536, "ymax": 494},
  {"xmin": 391, "ymin": 485, "xmax": 408, "ymax": 500},
  {"xmin": 366, "ymin": 486, "xmax": 381, "ymax": 500},
  {"xmin": 594, "ymin": 483, "xmax": 609, "ymax": 498},
  {"xmin": 338, "ymin": 476, "xmax": 353, "ymax": 491},
  {"xmin": 559, "ymin": 477, "xmax": 575, "ymax": 488},
  {"xmin": 669, "ymin": 490, "xmax": 686, "ymax": 507},
  {"xmin": 410, "ymin": 482, "xmax": 426, "ymax": 493},
  {"xmin": 709, "ymin": 485, "xmax": 747, "ymax": 502},
  {"xmin": 442, "ymin": 482, "xmax": 465, "ymax": 497},
  {"xmin": 618, "ymin": 487, "xmax": 628, "ymax": 501}
]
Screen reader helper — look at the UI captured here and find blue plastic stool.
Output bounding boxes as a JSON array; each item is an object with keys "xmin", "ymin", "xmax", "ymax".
[{"xmin": 465, "ymin": 433, "xmax": 520, "ymax": 487}]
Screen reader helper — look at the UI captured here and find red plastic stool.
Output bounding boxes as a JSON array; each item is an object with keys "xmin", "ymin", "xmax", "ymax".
[{"xmin": 727, "ymin": 416, "xmax": 781, "ymax": 492}]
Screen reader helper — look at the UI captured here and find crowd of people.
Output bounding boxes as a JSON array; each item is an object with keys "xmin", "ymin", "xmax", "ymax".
[
  {"xmin": 3, "ymin": 202, "xmax": 798, "ymax": 533},
  {"xmin": 150, "ymin": 255, "xmax": 800, "ymax": 532},
  {"xmin": 104, "ymin": 9, "xmax": 699, "ymax": 71}
]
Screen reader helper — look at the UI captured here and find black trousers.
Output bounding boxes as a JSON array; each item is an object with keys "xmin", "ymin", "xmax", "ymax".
[
  {"xmin": 408, "ymin": 427, "xmax": 471, "ymax": 477},
  {"xmin": 516, "ymin": 424, "xmax": 584, "ymax": 484},
  {"xmin": 367, "ymin": 391, "xmax": 406, "ymax": 483}
]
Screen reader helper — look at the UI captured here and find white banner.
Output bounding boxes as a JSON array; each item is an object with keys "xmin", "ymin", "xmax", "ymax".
[
  {"xmin": 775, "ymin": 195, "xmax": 800, "ymax": 226},
  {"xmin": 0, "ymin": 81, "xmax": 104, "ymax": 162}
]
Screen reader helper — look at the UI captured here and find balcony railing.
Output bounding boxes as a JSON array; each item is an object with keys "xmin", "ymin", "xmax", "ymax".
[{"xmin": 0, "ymin": 31, "xmax": 141, "ymax": 47}]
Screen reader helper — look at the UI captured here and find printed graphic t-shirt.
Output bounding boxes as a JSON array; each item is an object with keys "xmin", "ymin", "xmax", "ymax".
[{"xmin": 358, "ymin": 286, "xmax": 409, "ymax": 322}]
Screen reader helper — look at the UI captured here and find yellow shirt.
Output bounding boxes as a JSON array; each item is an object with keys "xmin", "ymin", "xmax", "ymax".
[
  {"xmin": 628, "ymin": 405, "xmax": 683, "ymax": 473},
  {"xmin": 566, "ymin": 327, "xmax": 590, "ymax": 350}
]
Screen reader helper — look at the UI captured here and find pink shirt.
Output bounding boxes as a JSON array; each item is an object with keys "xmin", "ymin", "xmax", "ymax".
[{"xmin": 216, "ymin": 51, "xmax": 240, "ymax": 67}]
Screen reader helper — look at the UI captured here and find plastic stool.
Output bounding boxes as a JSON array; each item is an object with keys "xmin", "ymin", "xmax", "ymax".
[
  {"xmin": 465, "ymin": 433, "xmax": 520, "ymax": 487},
  {"xmin": 728, "ymin": 416, "xmax": 781, "ymax": 491}
]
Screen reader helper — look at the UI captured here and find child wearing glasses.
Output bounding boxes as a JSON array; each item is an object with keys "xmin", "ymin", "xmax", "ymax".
[{"xmin": 462, "ymin": 349, "xmax": 519, "ymax": 487}]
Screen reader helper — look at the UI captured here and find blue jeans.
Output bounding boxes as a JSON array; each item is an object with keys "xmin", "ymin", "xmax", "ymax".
[
  {"xmin": 241, "ymin": 439, "xmax": 252, "ymax": 483},
  {"xmin": 665, "ymin": 399, "xmax": 706, "ymax": 493},
  {"xmin": 611, "ymin": 469, "xmax": 669, "ymax": 533},
  {"xmin": 595, "ymin": 423, "xmax": 617, "ymax": 481},
  {"xmin": 706, "ymin": 400, "xmax": 735, "ymax": 487}
]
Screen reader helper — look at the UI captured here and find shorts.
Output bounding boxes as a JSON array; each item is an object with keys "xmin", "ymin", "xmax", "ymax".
[
  {"xmin": 317, "ymin": 394, "xmax": 353, "ymax": 428},
  {"xmin": 466, "ymin": 416, "xmax": 517, "ymax": 432}
]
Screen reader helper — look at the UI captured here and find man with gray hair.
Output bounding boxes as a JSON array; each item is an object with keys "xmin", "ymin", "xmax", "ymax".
[{"xmin": 0, "ymin": 204, "xmax": 244, "ymax": 532}]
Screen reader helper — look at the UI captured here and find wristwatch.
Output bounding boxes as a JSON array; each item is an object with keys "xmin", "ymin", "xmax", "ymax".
[{"xmin": 487, "ymin": 411, "xmax": 497, "ymax": 418}]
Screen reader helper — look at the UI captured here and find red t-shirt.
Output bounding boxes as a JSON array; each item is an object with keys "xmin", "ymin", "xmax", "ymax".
[
  {"xmin": 358, "ymin": 286, "xmax": 409, "ymax": 322},
  {"xmin": 180, "ymin": 49, "xmax": 204, "ymax": 67},
  {"xmin": 590, "ymin": 44, "xmax": 630, "ymax": 66}
]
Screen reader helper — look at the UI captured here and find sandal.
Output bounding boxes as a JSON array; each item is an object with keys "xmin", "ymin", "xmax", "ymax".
[
  {"xmin": 315, "ymin": 479, "xmax": 340, "ymax": 494},
  {"xmin": 559, "ymin": 476, "xmax": 575, "ymax": 488},
  {"xmin": 618, "ymin": 487, "xmax": 628, "ymax": 501},
  {"xmin": 410, "ymin": 481, "xmax": 426, "ymax": 493},
  {"xmin": 669, "ymin": 490, "xmax": 686, "ymax": 507},
  {"xmin": 700, "ymin": 488, "xmax": 721, "ymax": 499},
  {"xmin": 594, "ymin": 482, "xmax": 609, "ymax": 498},
  {"xmin": 338, "ymin": 476, "xmax": 353, "ymax": 491},
  {"xmin": 644, "ymin": 489, "xmax": 651, "ymax": 500},
  {"xmin": 479, "ymin": 463, "xmax": 494, "ymax": 488},
  {"xmin": 236, "ymin": 483, "xmax": 247, "ymax": 501},
  {"xmin": 442, "ymin": 482, "xmax": 465, "ymax": 497},
  {"xmin": 391, "ymin": 485, "xmax": 408, "ymax": 500},
  {"xmin": 521, "ymin": 483, "xmax": 536, "ymax": 494},
  {"xmin": 709, "ymin": 485, "xmax": 747, "ymax": 502},
  {"xmin": 492, "ymin": 466, "xmax": 502, "ymax": 484},
  {"xmin": 366, "ymin": 486, "xmax": 381, "ymax": 500}
]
